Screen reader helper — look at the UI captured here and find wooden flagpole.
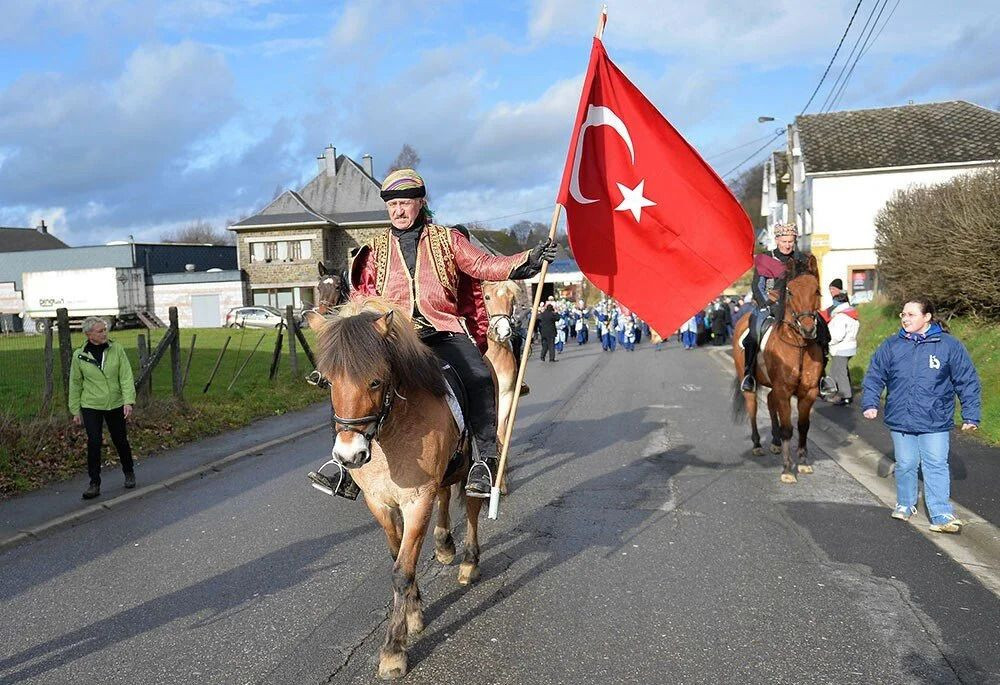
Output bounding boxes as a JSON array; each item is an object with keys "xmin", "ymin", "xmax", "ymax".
[{"xmin": 489, "ymin": 4, "xmax": 608, "ymax": 520}]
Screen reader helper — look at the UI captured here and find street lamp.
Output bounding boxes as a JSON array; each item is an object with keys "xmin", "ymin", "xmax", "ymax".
[{"xmin": 757, "ymin": 116, "xmax": 776, "ymax": 123}]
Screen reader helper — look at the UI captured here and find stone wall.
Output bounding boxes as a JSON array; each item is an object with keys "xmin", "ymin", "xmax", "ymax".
[{"xmin": 324, "ymin": 227, "xmax": 386, "ymax": 271}]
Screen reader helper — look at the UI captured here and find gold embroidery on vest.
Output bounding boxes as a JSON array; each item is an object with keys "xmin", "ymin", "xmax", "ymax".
[
  {"xmin": 426, "ymin": 224, "xmax": 457, "ymax": 294},
  {"xmin": 372, "ymin": 230, "xmax": 390, "ymax": 295}
]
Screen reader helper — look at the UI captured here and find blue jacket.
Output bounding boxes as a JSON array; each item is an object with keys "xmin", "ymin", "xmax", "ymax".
[{"xmin": 861, "ymin": 323, "xmax": 981, "ymax": 434}]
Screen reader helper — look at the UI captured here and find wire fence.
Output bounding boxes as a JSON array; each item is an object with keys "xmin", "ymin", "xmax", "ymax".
[{"xmin": 0, "ymin": 307, "xmax": 317, "ymax": 422}]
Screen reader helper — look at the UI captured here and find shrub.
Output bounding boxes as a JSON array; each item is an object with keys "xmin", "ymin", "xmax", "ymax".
[{"xmin": 874, "ymin": 165, "xmax": 1000, "ymax": 319}]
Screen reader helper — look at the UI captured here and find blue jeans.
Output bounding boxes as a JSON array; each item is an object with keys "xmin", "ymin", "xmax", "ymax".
[{"xmin": 890, "ymin": 431, "xmax": 953, "ymax": 523}]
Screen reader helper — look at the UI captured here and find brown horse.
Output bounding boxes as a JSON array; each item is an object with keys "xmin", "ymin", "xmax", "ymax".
[
  {"xmin": 314, "ymin": 261, "xmax": 348, "ymax": 314},
  {"xmin": 731, "ymin": 268, "xmax": 823, "ymax": 483},
  {"xmin": 304, "ymin": 298, "xmax": 484, "ymax": 680}
]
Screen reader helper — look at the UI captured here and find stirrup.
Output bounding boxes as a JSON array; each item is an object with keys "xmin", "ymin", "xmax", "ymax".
[
  {"xmin": 308, "ymin": 460, "xmax": 360, "ymax": 500},
  {"xmin": 741, "ymin": 374, "xmax": 756, "ymax": 393},
  {"xmin": 820, "ymin": 376, "xmax": 838, "ymax": 396},
  {"xmin": 465, "ymin": 458, "xmax": 496, "ymax": 499}
]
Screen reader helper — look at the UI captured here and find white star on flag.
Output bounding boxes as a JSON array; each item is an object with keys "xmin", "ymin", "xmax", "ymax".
[{"xmin": 614, "ymin": 179, "xmax": 656, "ymax": 221}]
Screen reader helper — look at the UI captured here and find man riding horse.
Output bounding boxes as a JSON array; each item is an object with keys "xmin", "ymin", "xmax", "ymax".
[
  {"xmin": 741, "ymin": 222, "xmax": 831, "ymax": 393},
  {"xmin": 310, "ymin": 168, "xmax": 556, "ymax": 500}
]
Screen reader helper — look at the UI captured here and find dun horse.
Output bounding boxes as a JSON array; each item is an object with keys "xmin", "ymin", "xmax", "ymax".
[
  {"xmin": 305, "ymin": 298, "xmax": 485, "ymax": 680},
  {"xmin": 731, "ymin": 266, "xmax": 823, "ymax": 483},
  {"xmin": 482, "ymin": 281, "xmax": 522, "ymax": 449}
]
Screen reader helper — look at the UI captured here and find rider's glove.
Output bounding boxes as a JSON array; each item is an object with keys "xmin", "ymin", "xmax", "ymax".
[{"xmin": 528, "ymin": 239, "xmax": 558, "ymax": 269}]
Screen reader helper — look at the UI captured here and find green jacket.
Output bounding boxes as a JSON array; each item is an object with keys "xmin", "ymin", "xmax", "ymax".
[{"xmin": 68, "ymin": 341, "xmax": 136, "ymax": 415}]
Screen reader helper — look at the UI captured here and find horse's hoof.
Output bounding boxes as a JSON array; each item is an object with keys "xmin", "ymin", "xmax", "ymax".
[
  {"xmin": 770, "ymin": 444, "xmax": 782, "ymax": 454},
  {"xmin": 780, "ymin": 473, "xmax": 797, "ymax": 484},
  {"xmin": 378, "ymin": 651, "xmax": 408, "ymax": 680},
  {"xmin": 435, "ymin": 548, "xmax": 456, "ymax": 565},
  {"xmin": 457, "ymin": 562, "xmax": 480, "ymax": 585},
  {"xmin": 752, "ymin": 447, "xmax": 764, "ymax": 457},
  {"xmin": 797, "ymin": 464, "xmax": 814, "ymax": 474}
]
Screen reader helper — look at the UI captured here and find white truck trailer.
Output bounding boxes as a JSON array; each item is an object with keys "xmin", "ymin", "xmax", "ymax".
[{"xmin": 23, "ymin": 267, "xmax": 147, "ymax": 330}]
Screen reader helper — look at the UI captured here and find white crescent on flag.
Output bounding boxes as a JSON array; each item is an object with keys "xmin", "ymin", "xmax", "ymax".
[{"xmin": 568, "ymin": 105, "xmax": 635, "ymax": 205}]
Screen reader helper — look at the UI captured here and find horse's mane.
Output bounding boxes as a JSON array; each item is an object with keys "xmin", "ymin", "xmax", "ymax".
[
  {"xmin": 485, "ymin": 280, "xmax": 518, "ymax": 298},
  {"xmin": 315, "ymin": 296, "xmax": 447, "ymax": 398}
]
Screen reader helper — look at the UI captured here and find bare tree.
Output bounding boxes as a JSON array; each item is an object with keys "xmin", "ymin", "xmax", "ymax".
[
  {"xmin": 386, "ymin": 144, "xmax": 421, "ymax": 174},
  {"xmin": 727, "ymin": 162, "xmax": 766, "ymax": 234},
  {"xmin": 162, "ymin": 220, "xmax": 235, "ymax": 246}
]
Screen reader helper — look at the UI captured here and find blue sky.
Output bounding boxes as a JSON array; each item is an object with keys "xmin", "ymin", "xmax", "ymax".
[{"xmin": 0, "ymin": 0, "xmax": 997, "ymax": 246}]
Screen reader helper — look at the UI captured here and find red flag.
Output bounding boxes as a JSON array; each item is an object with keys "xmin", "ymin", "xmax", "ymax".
[{"xmin": 558, "ymin": 39, "xmax": 753, "ymax": 335}]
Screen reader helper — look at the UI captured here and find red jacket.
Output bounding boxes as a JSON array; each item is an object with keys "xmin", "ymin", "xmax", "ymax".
[{"xmin": 349, "ymin": 224, "xmax": 531, "ymax": 351}]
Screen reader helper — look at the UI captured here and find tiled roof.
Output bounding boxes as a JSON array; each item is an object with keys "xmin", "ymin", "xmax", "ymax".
[
  {"xmin": 0, "ymin": 227, "xmax": 69, "ymax": 252},
  {"xmin": 330, "ymin": 210, "xmax": 389, "ymax": 224},
  {"xmin": 796, "ymin": 101, "xmax": 1000, "ymax": 174},
  {"xmin": 231, "ymin": 212, "xmax": 330, "ymax": 228}
]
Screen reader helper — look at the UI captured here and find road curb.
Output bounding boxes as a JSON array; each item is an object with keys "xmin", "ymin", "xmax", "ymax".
[
  {"xmin": 705, "ymin": 346, "xmax": 1000, "ymax": 597},
  {"xmin": 1, "ymin": 422, "xmax": 326, "ymax": 553}
]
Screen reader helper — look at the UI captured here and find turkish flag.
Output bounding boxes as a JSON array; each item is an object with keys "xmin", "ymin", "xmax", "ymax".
[{"xmin": 558, "ymin": 39, "xmax": 753, "ymax": 335}]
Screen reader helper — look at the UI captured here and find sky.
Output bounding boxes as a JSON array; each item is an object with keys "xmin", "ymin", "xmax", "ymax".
[{"xmin": 0, "ymin": 0, "xmax": 997, "ymax": 246}]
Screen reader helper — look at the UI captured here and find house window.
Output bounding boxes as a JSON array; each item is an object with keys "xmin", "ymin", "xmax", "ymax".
[
  {"xmin": 251, "ymin": 242, "xmax": 266, "ymax": 263},
  {"xmin": 248, "ymin": 237, "xmax": 314, "ymax": 263}
]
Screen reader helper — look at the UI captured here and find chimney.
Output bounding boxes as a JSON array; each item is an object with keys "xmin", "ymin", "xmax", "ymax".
[
  {"xmin": 37, "ymin": 219, "xmax": 48, "ymax": 234},
  {"xmin": 324, "ymin": 144, "xmax": 337, "ymax": 177},
  {"xmin": 362, "ymin": 154, "xmax": 374, "ymax": 177}
]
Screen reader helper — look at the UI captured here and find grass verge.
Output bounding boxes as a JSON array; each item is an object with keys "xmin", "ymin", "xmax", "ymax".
[{"xmin": 0, "ymin": 327, "xmax": 326, "ymax": 497}]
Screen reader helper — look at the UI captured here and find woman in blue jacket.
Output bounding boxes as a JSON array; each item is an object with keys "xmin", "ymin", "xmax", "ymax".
[{"xmin": 862, "ymin": 297, "xmax": 981, "ymax": 533}]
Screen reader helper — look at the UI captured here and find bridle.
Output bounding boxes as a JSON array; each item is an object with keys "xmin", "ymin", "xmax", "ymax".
[
  {"xmin": 487, "ymin": 313, "xmax": 514, "ymax": 343},
  {"xmin": 784, "ymin": 308, "xmax": 819, "ymax": 342},
  {"xmin": 331, "ymin": 383, "xmax": 396, "ymax": 443}
]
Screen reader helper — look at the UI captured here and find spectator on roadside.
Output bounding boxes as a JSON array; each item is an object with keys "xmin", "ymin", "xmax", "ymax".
[
  {"xmin": 711, "ymin": 298, "xmax": 731, "ymax": 346},
  {"xmin": 69, "ymin": 317, "xmax": 137, "ymax": 500},
  {"xmin": 538, "ymin": 304, "xmax": 558, "ymax": 362},
  {"xmin": 825, "ymin": 298, "xmax": 860, "ymax": 405},
  {"xmin": 826, "ymin": 278, "xmax": 850, "ymax": 316},
  {"xmin": 679, "ymin": 315, "xmax": 697, "ymax": 350},
  {"xmin": 861, "ymin": 297, "xmax": 981, "ymax": 533}
]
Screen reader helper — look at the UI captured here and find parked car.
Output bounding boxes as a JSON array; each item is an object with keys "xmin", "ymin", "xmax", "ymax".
[{"xmin": 225, "ymin": 306, "xmax": 288, "ymax": 329}]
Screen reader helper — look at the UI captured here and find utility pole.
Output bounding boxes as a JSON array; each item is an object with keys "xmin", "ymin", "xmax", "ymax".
[{"xmin": 786, "ymin": 123, "xmax": 796, "ymax": 227}]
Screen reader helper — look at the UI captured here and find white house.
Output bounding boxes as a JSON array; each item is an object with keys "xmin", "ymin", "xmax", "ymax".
[{"xmin": 762, "ymin": 101, "xmax": 1000, "ymax": 306}]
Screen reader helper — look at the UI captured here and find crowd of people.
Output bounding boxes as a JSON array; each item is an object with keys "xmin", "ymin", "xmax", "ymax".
[{"xmin": 521, "ymin": 296, "xmax": 653, "ymax": 358}]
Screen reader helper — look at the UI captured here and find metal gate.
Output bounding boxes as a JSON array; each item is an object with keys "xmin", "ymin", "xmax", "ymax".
[{"xmin": 191, "ymin": 294, "xmax": 221, "ymax": 327}]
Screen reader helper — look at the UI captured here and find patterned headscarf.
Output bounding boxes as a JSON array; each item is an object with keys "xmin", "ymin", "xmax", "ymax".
[
  {"xmin": 773, "ymin": 222, "xmax": 798, "ymax": 238},
  {"xmin": 380, "ymin": 168, "xmax": 426, "ymax": 201}
]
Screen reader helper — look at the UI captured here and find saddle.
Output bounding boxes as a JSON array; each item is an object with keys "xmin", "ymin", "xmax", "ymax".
[
  {"xmin": 440, "ymin": 363, "xmax": 471, "ymax": 481},
  {"xmin": 737, "ymin": 317, "xmax": 776, "ymax": 354}
]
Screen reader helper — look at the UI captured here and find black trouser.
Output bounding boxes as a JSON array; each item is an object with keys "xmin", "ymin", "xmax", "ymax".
[
  {"xmin": 540, "ymin": 335, "xmax": 555, "ymax": 361},
  {"xmin": 423, "ymin": 332, "xmax": 497, "ymax": 459},
  {"xmin": 80, "ymin": 406, "xmax": 134, "ymax": 485}
]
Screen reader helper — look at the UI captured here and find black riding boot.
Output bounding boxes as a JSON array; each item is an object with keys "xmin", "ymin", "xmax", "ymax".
[
  {"xmin": 466, "ymin": 440, "xmax": 499, "ymax": 498},
  {"xmin": 742, "ymin": 335, "xmax": 758, "ymax": 393}
]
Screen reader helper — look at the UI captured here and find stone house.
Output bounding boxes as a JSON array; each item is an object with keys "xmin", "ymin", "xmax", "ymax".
[
  {"xmin": 228, "ymin": 146, "xmax": 391, "ymax": 309},
  {"xmin": 761, "ymin": 101, "xmax": 1000, "ymax": 306}
]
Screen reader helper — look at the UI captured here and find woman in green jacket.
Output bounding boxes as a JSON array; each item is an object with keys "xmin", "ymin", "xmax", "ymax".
[{"xmin": 69, "ymin": 317, "xmax": 137, "ymax": 499}]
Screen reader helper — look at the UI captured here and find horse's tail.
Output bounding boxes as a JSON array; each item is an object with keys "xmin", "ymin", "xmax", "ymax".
[{"xmin": 731, "ymin": 377, "xmax": 749, "ymax": 423}]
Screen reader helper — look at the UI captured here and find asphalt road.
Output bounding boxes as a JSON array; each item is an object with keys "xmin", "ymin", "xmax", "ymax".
[{"xmin": 1, "ymin": 338, "xmax": 998, "ymax": 684}]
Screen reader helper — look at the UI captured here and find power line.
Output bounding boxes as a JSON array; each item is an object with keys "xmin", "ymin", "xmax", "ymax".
[
  {"xmin": 826, "ymin": 0, "xmax": 892, "ymax": 112},
  {"xmin": 721, "ymin": 131, "xmax": 784, "ymax": 179},
  {"xmin": 859, "ymin": 0, "xmax": 901, "ymax": 62},
  {"xmin": 819, "ymin": 0, "xmax": 885, "ymax": 112},
  {"xmin": 458, "ymin": 205, "xmax": 553, "ymax": 226},
  {"xmin": 799, "ymin": 0, "xmax": 865, "ymax": 114},
  {"xmin": 704, "ymin": 131, "xmax": 784, "ymax": 161}
]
